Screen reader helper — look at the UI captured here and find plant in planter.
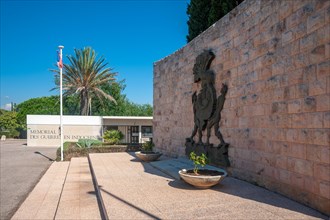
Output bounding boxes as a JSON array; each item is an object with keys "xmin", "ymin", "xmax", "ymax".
[
  {"xmin": 135, "ymin": 141, "xmax": 162, "ymax": 162},
  {"xmin": 190, "ymin": 152, "xmax": 208, "ymax": 174},
  {"xmin": 179, "ymin": 151, "xmax": 227, "ymax": 189}
]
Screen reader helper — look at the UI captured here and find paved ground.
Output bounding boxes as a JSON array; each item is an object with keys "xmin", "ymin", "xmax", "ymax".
[
  {"xmin": 11, "ymin": 151, "xmax": 328, "ymax": 219},
  {"xmin": 0, "ymin": 140, "xmax": 57, "ymax": 220},
  {"xmin": 90, "ymin": 152, "xmax": 327, "ymax": 219}
]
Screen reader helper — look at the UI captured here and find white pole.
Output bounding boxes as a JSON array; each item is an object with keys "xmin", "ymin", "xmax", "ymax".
[{"xmin": 58, "ymin": 45, "xmax": 64, "ymax": 161}]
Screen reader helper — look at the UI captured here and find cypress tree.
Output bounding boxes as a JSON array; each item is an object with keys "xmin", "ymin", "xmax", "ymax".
[
  {"xmin": 186, "ymin": 0, "xmax": 244, "ymax": 43},
  {"xmin": 208, "ymin": 0, "xmax": 223, "ymax": 27},
  {"xmin": 186, "ymin": 0, "xmax": 212, "ymax": 42}
]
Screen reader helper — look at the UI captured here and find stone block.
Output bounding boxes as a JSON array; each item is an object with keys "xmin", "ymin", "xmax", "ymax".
[
  {"xmin": 316, "ymin": 94, "xmax": 330, "ymax": 111},
  {"xmin": 300, "ymin": 31, "xmax": 317, "ymax": 52},
  {"xmin": 312, "ymin": 129, "xmax": 330, "ymax": 146},
  {"xmin": 302, "ymin": 96, "xmax": 317, "ymax": 112},
  {"xmin": 306, "ymin": 144, "xmax": 330, "ymax": 164},
  {"xmin": 282, "ymin": 30, "xmax": 294, "ymax": 45},
  {"xmin": 288, "ymin": 68, "xmax": 303, "ymax": 85},
  {"xmin": 317, "ymin": 60, "xmax": 330, "ymax": 78},
  {"xmin": 286, "ymin": 129, "xmax": 299, "ymax": 142},
  {"xmin": 294, "ymin": 53, "xmax": 312, "ymax": 68},
  {"xmin": 307, "ymin": 11, "xmax": 325, "ymax": 34},
  {"xmin": 279, "ymin": 169, "xmax": 291, "ymax": 184},
  {"xmin": 307, "ymin": 112, "xmax": 324, "ymax": 128},
  {"xmin": 303, "ymin": 175, "xmax": 318, "ymax": 195},
  {"xmin": 310, "ymin": 44, "xmax": 326, "ymax": 64},
  {"xmin": 314, "ymin": 163, "xmax": 330, "ymax": 181},
  {"xmin": 288, "ymin": 157, "xmax": 314, "ymax": 176},
  {"xmin": 309, "ymin": 79, "xmax": 327, "ymax": 96},
  {"xmin": 288, "ymin": 99, "xmax": 302, "ymax": 113},
  {"xmin": 324, "ymin": 112, "xmax": 330, "ymax": 128},
  {"xmin": 290, "ymin": 143, "xmax": 307, "ymax": 159},
  {"xmin": 292, "ymin": 22, "xmax": 307, "ymax": 40},
  {"xmin": 290, "ymin": 172, "xmax": 304, "ymax": 189},
  {"xmin": 319, "ymin": 181, "xmax": 330, "ymax": 200},
  {"xmin": 279, "ymin": 0, "xmax": 293, "ymax": 19},
  {"xmin": 275, "ymin": 155, "xmax": 288, "ymax": 170},
  {"xmin": 291, "ymin": 113, "xmax": 307, "ymax": 128}
]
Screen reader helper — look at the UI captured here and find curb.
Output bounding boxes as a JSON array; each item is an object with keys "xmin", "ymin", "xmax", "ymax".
[{"xmin": 88, "ymin": 155, "xmax": 109, "ymax": 220}]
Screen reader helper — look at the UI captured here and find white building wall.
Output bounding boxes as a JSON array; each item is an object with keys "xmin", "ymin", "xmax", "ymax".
[
  {"xmin": 27, "ymin": 115, "xmax": 103, "ymax": 147},
  {"xmin": 26, "ymin": 115, "xmax": 153, "ymax": 147}
]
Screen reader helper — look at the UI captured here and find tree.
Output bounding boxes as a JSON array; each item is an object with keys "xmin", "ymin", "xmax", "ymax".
[
  {"xmin": 15, "ymin": 81, "xmax": 152, "ymax": 128},
  {"xmin": 51, "ymin": 47, "xmax": 117, "ymax": 115},
  {"xmin": 186, "ymin": 0, "xmax": 244, "ymax": 42},
  {"xmin": 208, "ymin": 0, "xmax": 222, "ymax": 26},
  {"xmin": 16, "ymin": 96, "xmax": 60, "ymax": 127},
  {"xmin": 91, "ymin": 80, "xmax": 153, "ymax": 116},
  {"xmin": 186, "ymin": 0, "xmax": 212, "ymax": 42},
  {"xmin": 0, "ymin": 110, "xmax": 20, "ymax": 138}
]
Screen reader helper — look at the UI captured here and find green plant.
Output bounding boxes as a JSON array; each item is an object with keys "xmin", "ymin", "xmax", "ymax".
[
  {"xmin": 189, "ymin": 152, "xmax": 209, "ymax": 174},
  {"xmin": 76, "ymin": 139, "xmax": 102, "ymax": 148},
  {"xmin": 0, "ymin": 110, "xmax": 21, "ymax": 138},
  {"xmin": 141, "ymin": 141, "xmax": 154, "ymax": 152},
  {"xmin": 50, "ymin": 47, "xmax": 117, "ymax": 115},
  {"xmin": 103, "ymin": 130, "xmax": 124, "ymax": 144}
]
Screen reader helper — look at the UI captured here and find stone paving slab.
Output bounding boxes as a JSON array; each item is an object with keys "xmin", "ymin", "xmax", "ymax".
[
  {"xmin": 12, "ymin": 161, "xmax": 69, "ymax": 220},
  {"xmin": 55, "ymin": 157, "xmax": 101, "ymax": 220},
  {"xmin": 89, "ymin": 152, "xmax": 327, "ymax": 220}
]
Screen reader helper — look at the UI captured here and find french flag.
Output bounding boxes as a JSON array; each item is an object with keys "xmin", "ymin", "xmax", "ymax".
[{"xmin": 57, "ymin": 50, "xmax": 63, "ymax": 68}]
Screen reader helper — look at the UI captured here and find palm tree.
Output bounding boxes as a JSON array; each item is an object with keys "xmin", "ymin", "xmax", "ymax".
[{"xmin": 51, "ymin": 47, "xmax": 117, "ymax": 115}]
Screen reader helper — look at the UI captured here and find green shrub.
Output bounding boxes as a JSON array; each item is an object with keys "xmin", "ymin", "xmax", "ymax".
[
  {"xmin": 141, "ymin": 141, "xmax": 154, "ymax": 152},
  {"xmin": 190, "ymin": 152, "xmax": 209, "ymax": 174},
  {"xmin": 76, "ymin": 139, "xmax": 102, "ymax": 148},
  {"xmin": 0, "ymin": 129, "xmax": 20, "ymax": 138},
  {"xmin": 103, "ymin": 130, "xmax": 123, "ymax": 144},
  {"xmin": 56, "ymin": 142, "xmax": 141, "ymax": 161}
]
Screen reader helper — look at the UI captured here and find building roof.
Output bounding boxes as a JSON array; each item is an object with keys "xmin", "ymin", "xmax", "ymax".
[{"xmin": 102, "ymin": 116, "xmax": 153, "ymax": 120}]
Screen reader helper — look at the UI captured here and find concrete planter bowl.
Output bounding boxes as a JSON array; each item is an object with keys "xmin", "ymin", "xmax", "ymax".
[
  {"xmin": 179, "ymin": 169, "xmax": 227, "ymax": 189},
  {"xmin": 135, "ymin": 151, "xmax": 162, "ymax": 162}
]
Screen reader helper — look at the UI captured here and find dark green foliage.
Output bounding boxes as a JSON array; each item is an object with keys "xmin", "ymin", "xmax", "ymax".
[
  {"xmin": 91, "ymin": 80, "xmax": 153, "ymax": 116},
  {"xmin": 51, "ymin": 47, "xmax": 117, "ymax": 116},
  {"xmin": 186, "ymin": 0, "xmax": 212, "ymax": 42},
  {"xmin": 186, "ymin": 0, "xmax": 244, "ymax": 42},
  {"xmin": 16, "ymin": 96, "xmax": 60, "ymax": 127},
  {"xmin": 76, "ymin": 139, "xmax": 102, "ymax": 148},
  {"xmin": 0, "ymin": 110, "xmax": 20, "ymax": 138},
  {"xmin": 189, "ymin": 151, "xmax": 209, "ymax": 174},
  {"xmin": 103, "ymin": 130, "xmax": 124, "ymax": 144},
  {"xmin": 15, "ymin": 95, "xmax": 82, "ymax": 127},
  {"xmin": 56, "ymin": 142, "xmax": 141, "ymax": 161},
  {"xmin": 208, "ymin": 0, "xmax": 222, "ymax": 26},
  {"xmin": 15, "ymin": 80, "xmax": 153, "ymax": 127},
  {"xmin": 141, "ymin": 141, "xmax": 154, "ymax": 152}
]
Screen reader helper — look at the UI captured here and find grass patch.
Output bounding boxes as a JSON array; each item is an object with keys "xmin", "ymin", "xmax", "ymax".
[{"xmin": 56, "ymin": 142, "xmax": 141, "ymax": 161}]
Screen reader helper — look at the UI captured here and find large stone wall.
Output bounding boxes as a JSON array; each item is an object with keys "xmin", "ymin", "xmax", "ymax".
[{"xmin": 153, "ymin": 0, "xmax": 330, "ymax": 215}]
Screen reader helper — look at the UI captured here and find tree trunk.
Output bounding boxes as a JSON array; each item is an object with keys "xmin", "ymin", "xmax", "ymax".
[{"xmin": 80, "ymin": 90, "xmax": 89, "ymax": 115}]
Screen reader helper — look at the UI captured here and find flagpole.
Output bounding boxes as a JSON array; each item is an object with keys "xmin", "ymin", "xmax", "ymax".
[{"xmin": 58, "ymin": 45, "xmax": 64, "ymax": 161}]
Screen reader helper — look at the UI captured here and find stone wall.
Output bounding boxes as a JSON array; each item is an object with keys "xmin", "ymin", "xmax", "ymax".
[{"xmin": 153, "ymin": 0, "xmax": 330, "ymax": 215}]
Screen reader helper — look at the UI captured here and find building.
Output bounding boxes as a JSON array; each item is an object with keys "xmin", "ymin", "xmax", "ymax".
[{"xmin": 27, "ymin": 115, "xmax": 153, "ymax": 147}]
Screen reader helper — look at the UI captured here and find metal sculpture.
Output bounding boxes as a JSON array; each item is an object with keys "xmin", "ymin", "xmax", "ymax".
[{"xmin": 185, "ymin": 50, "xmax": 230, "ymax": 167}]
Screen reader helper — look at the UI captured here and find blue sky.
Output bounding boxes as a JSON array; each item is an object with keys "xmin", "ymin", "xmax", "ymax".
[{"xmin": 0, "ymin": 0, "xmax": 189, "ymax": 109}]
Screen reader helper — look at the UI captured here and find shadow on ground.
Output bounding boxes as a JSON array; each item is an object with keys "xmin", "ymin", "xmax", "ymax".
[
  {"xmin": 34, "ymin": 151, "xmax": 55, "ymax": 161},
  {"xmin": 127, "ymin": 152, "xmax": 327, "ymax": 219}
]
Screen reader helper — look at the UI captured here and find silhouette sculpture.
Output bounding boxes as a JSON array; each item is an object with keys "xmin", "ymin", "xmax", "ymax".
[{"xmin": 185, "ymin": 50, "xmax": 230, "ymax": 167}]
